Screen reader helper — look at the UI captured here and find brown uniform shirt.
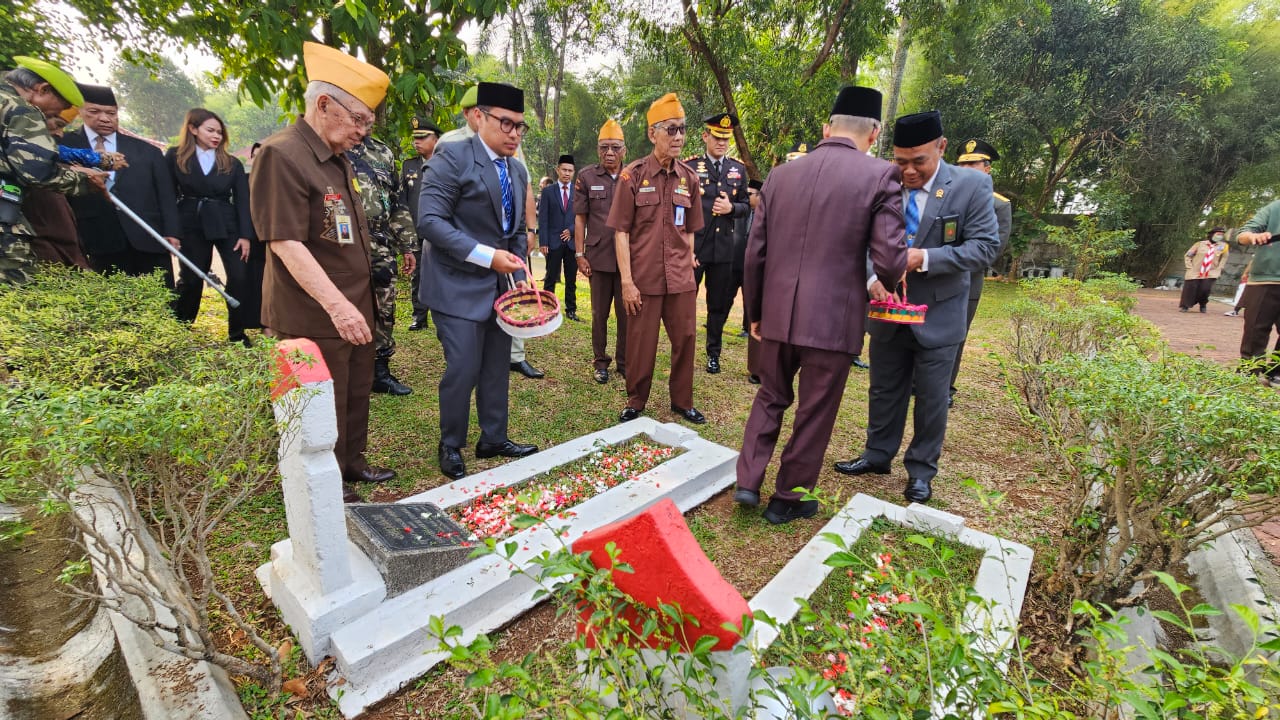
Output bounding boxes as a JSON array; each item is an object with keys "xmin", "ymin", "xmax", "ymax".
[
  {"xmin": 606, "ymin": 154, "xmax": 704, "ymax": 295},
  {"xmin": 573, "ymin": 163, "xmax": 621, "ymax": 272},
  {"xmin": 251, "ymin": 120, "xmax": 374, "ymax": 338}
]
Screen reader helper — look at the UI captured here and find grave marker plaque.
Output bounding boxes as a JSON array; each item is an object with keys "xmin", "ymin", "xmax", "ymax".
[{"xmin": 346, "ymin": 503, "xmax": 473, "ymax": 596}]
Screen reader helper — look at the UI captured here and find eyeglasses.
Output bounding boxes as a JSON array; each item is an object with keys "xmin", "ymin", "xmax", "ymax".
[
  {"xmin": 652, "ymin": 123, "xmax": 687, "ymax": 137},
  {"xmin": 328, "ymin": 95, "xmax": 375, "ymax": 131},
  {"xmin": 479, "ymin": 108, "xmax": 530, "ymax": 137},
  {"xmin": 598, "ymin": 143, "xmax": 624, "ymax": 153}
]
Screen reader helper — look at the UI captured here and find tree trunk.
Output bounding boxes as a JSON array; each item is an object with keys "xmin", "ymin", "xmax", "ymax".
[
  {"xmin": 0, "ymin": 507, "xmax": 143, "ymax": 720},
  {"xmin": 551, "ymin": 18, "xmax": 568, "ymax": 157},
  {"xmin": 878, "ymin": 15, "xmax": 910, "ymax": 158}
]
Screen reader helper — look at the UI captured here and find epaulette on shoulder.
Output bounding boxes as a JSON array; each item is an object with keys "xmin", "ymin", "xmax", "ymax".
[{"xmin": 993, "ymin": 192, "xmax": 1010, "ymax": 203}]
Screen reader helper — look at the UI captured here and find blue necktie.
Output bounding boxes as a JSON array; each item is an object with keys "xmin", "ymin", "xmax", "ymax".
[
  {"xmin": 495, "ymin": 158, "xmax": 514, "ymax": 233},
  {"xmin": 905, "ymin": 189, "xmax": 920, "ymax": 247}
]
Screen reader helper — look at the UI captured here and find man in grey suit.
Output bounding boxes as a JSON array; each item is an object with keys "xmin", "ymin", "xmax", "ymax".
[
  {"xmin": 834, "ymin": 110, "xmax": 1000, "ymax": 503},
  {"xmin": 418, "ymin": 82, "xmax": 539, "ymax": 479},
  {"xmin": 949, "ymin": 138, "xmax": 1012, "ymax": 406}
]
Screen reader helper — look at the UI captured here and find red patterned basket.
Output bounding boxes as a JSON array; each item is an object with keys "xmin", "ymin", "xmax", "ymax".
[
  {"xmin": 494, "ymin": 260, "xmax": 563, "ymax": 338},
  {"xmin": 868, "ymin": 286, "xmax": 928, "ymax": 325}
]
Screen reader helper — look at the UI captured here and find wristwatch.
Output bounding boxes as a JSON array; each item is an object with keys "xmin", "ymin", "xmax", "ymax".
[{"xmin": 575, "ymin": 252, "xmax": 584, "ymax": 258}]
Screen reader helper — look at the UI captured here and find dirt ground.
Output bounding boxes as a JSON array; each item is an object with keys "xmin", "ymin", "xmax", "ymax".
[{"xmin": 1130, "ymin": 287, "xmax": 1280, "ymax": 561}]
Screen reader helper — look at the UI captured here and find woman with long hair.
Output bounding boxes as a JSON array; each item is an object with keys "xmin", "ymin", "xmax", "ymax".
[{"xmin": 166, "ymin": 108, "xmax": 256, "ymax": 343}]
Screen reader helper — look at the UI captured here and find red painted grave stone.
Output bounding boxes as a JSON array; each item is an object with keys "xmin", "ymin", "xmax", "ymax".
[
  {"xmin": 571, "ymin": 498, "xmax": 751, "ymax": 651},
  {"xmin": 272, "ymin": 338, "xmax": 331, "ymax": 399}
]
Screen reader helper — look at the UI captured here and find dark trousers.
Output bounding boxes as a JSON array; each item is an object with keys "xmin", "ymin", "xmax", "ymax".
[
  {"xmin": 736, "ymin": 340, "xmax": 852, "ymax": 501},
  {"xmin": 1240, "ymin": 284, "xmax": 1280, "ymax": 375},
  {"xmin": 1179, "ymin": 278, "xmax": 1214, "ymax": 310},
  {"xmin": 696, "ymin": 262, "xmax": 734, "ymax": 358},
  {"xmin": 624, "ymin": 290, "xmax": 696, "ymax": 411},
  {"xmin": 172, "ymin": 230, "xmax": 251, "ymax": 341},
  {"xmin": 949, "ymin": 294, "xmax": 983, "ymax": 394},
  {"xmin": 433, "ymin": 310, "xmax": 513, "ymax": 449},
  {"xmin": 410, "ymin": 246, "xmax": 428, "ymax": 325},
  {"xmin": 90, "ymin": 248, "xmax": 176, "ymax": 289},
  {"xmin": 864, "ymin": 324, "xmax": 959, "ymax": 482},
  {"xmin": 590, "ymin": 269, "xmax": 626, "ymax": 373},
  {"xmin": 272, "ymin": 331, "xmax": 374, "ymax": 479},
  {"xmin": 543, "ymin": 245, "xmax": 577, "ymax": 313}
]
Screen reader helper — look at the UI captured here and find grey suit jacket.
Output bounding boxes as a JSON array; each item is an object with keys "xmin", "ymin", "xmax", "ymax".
[
  {"xmin": 417, "ymin": 134, "xmax": 529, "ymax": 322},
  {"xmin": 969, "ymin": 194, "xmax": 1012, "ymax": 301},
  {"xmin": 872, "ymin": 161, "xmax": 999, "ymax": 348}
]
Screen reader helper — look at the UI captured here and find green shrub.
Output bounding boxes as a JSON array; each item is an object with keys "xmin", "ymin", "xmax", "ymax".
[
  {"xmin": 1083, "ymin": 272, "xmax": 1141, "ymax": 312},
  {"xmin": 1004, "ymin": 278, "xmax": 1161, "ymax": 418},
  {"xmin": 1037, "ymin": 346, "xmax": 1280, "ymax": 609},
  {"xmin": 0, "ymin": 266, "xmax": 204, "ymax": 389}
]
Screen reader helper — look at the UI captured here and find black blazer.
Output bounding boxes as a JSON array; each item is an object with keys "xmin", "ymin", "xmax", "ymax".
[
  {"xmin": 65, "ymin": 130, "xmax": 181, "ymax": 255},
  {"xmin": 536, "ymin": 181, "xmax": 575, "ymax": 251},
  {"xmin": 165, "ymin": 148, "xmax": 252, "ymax": 242}
]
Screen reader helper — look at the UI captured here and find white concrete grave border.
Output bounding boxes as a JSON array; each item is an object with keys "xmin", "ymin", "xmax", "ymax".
[
  {"xmin": 744, "ymin": 493, "xmax": 1034, "ymax": 720},
  {"xmin": 256, "ymin": 351, "xmax": 737, "ymax": 720}
]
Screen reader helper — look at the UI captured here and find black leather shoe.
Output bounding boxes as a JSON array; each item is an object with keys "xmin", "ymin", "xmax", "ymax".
[
  {"xmin": 904, "ymin": 477, "xmax": 932, "ymax": 503},
  {"xmin": 670, "ymin": 405, "xmax": 707, "ymax": 424},
  {"xmin": 438, "ymin": 443, "xmax": 466, "ymax": 479},
  {"xmin": 408, "ymin": 318, "xmax": 428, "ymax": 331},
  {"xmin": 593, "ymin": 368, "xmax": 609, "ymax": 384},
  {"xmin": 733, "ymin": 487, "xmax": 760, "ymax": 507},
  {"xmin": 748, "ymin": 374, "xmax": 761, "ymax": 385},
  {"xmin": 342, "ymin": 483, "xmax": 362, "ymax": 503},
  {"xmin": 851, "ymin": 357, "xmax": 870, "ymax": 370},
  {"xmin": 476, "ymin": 439, "xmax": 539, "ymax": 459},
  {"xmin": 948, "ymin": 392, "xmax": 955, "ymax": 409},
  {"xmin": 565, "ymin": 311, "xmax": 581, "ymax": 321},
  {"xmin": 706, "ymin": 356, "xmax": 721, "ymax": 374},
  {"xmin": 833, "ymin": 458, "xmax": 890, "ymax": 476},
  {"xmin": 619, "ymin": 407, "xmax": 641, "ymax": 423},
  {"xmin": 346, "ymin": 466, "xmax": 396, "ymax": 484},
  {"xmin": 510, "ymin": 360, "xmax": 545, "ymax": 379},
  {"xmin": 762, "ymin": 498, "xmax": 819, "ymax": 525}
]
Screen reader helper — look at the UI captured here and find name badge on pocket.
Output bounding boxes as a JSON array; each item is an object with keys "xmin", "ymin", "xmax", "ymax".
[
  {"xmin": 941, "ymin": 214, "xmax": 960, "ymax": 244},
  {"xmin": 674, "ymin": 206, "xmax": 685, "ymax": 226},
  {"xmin": 335, "ymin": 214, "xmax": 355, "ymax": 244},
  {"xmin": 638, "ymin": 186, "xmax": 657, "ymax": 193}
]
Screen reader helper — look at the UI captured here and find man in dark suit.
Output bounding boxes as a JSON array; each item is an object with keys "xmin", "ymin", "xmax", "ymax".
[
  {"xmin": 735, "ymin": 86, "xmax": 908, "ymax": 524},
  {"xmin": 65, "ymin": 84, "xmax": 181, "ymax": 286},
  {"xmin": 949, "ymin": 138, "xmax": 1012, "ymax": 406},
  {"xmin": 418, "ymin": 82, "xmax": 539, "ymax": 480},
  {"xmin": 401, "ymin": 113, "xmax": 442, "ymax": 331},
  {"xmin": 835, "ymin": 111, "xmax": 1000, "ymax": 503},
  {"xmin": 537, "ymin": 154, "xmax": 579, "ymax": 320},
  {"xmin": 689, "ymin": 113, "xmax": 750, "ymax": 374}
]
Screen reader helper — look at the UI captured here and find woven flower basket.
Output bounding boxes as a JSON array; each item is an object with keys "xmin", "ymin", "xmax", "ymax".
[
  {"xmin": 868, "ymin": 285, "xmax": 928, "ymax": 325},
  {"xmin": 494, "ymin": 264, "xmax": 562, "ymax": 338}
]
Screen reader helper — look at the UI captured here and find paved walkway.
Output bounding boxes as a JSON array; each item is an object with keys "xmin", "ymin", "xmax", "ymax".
[{"xmin": 1131, "ymin": 288, "xmax": 1280, "ymax": 562}]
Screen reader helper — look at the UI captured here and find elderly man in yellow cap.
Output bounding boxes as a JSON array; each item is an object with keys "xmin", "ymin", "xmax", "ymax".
[
  {"xmin": 250, "ymin": 42, "xmax": 395, "ymax": 501},
  {"xmin": 1, "ymin": 57, "xmax": 108, "ymax": 284},
  {"xmin": 574, "ymin": 119, "xmax": 628, "ymax": 385},
  {"xmin": 607, "ymin": 93, "xmax": 706, "ymax": 425}
]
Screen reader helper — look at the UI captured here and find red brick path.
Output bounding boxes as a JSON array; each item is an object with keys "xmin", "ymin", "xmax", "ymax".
[{"xmin": 1131, "ymin": 288, "xmax": 1280, "ymax": 561}]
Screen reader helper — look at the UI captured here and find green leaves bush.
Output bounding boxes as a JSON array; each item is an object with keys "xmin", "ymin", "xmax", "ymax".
[
  {"xmin": 1005, "ymin": 277, "xmax": 1160, "ymax": 418},
  {"xmin": 0, "ymin": 266, "xmax": 201, "ymax": 389},
  {"xmin": 1038, "ymin": 346, "xmax": 1280, "ymax": 608}
]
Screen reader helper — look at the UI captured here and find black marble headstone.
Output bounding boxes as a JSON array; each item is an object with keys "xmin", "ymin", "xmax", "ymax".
[{"xmin": 345, "ymin": 503, "xmax": 474, "ymax": 597}]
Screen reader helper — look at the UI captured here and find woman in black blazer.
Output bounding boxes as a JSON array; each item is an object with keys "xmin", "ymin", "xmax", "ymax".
[{"xmin": 166, "ymin": 108, "xmax": 256, "ymax": 343}]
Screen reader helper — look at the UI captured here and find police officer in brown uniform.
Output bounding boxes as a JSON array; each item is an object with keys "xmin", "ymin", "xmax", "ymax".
[
  {"xmin": 689, "ymin": 112, "xmax": 751, "ymax": 374},
  {"xmin": 574, "ymin": 118, "xmax": 627, "ymax": 384},
  {"xmin": 608, "ymin": 93, "xmax": 706, "ymax": 425},
  {"xmin": 251, "ymin": 42, "xmax": 396, "ymax": 500}
]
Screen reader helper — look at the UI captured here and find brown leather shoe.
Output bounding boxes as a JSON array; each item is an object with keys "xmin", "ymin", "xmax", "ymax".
[
  {"xmin": 346, "ymin": 466, "xmax": 396, "ymax": 484},
  {"xmin": 342, "ymin": 483, "xmax": 362, "ymax": 503}
]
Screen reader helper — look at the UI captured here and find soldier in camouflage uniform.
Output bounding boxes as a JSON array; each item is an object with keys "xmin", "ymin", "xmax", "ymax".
[
  {"xmin": 2, "ymin": 58, "xmax": 108, "ymax": 285},
  {"xmin": 347, "ymin": 135, "xmax": 418, "ymax": 395}
]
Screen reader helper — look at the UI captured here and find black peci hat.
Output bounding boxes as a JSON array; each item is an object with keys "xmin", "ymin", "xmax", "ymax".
[
  {"xmin": 893, "ymin": 111, "xmax": 944, "ymax": 148},
  {"xmin": 475, "ymin": 82, "xmax": 524, "ymax": 113},
  {"xmin": 558, "ymin": 154, "xmax": 575, "ymax": 165},
  {"xmin": 830, "ymin": 86, "xmax": 882, "ymax": 120},
  {"xmin": 79, "ymin": 84, "xmax": 118, "ymax": 106}
]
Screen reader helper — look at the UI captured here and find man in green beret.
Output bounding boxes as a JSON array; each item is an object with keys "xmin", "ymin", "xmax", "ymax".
[{"xmin": 1, "ymin": 57, "xmax": 107, "ymax": 284}]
